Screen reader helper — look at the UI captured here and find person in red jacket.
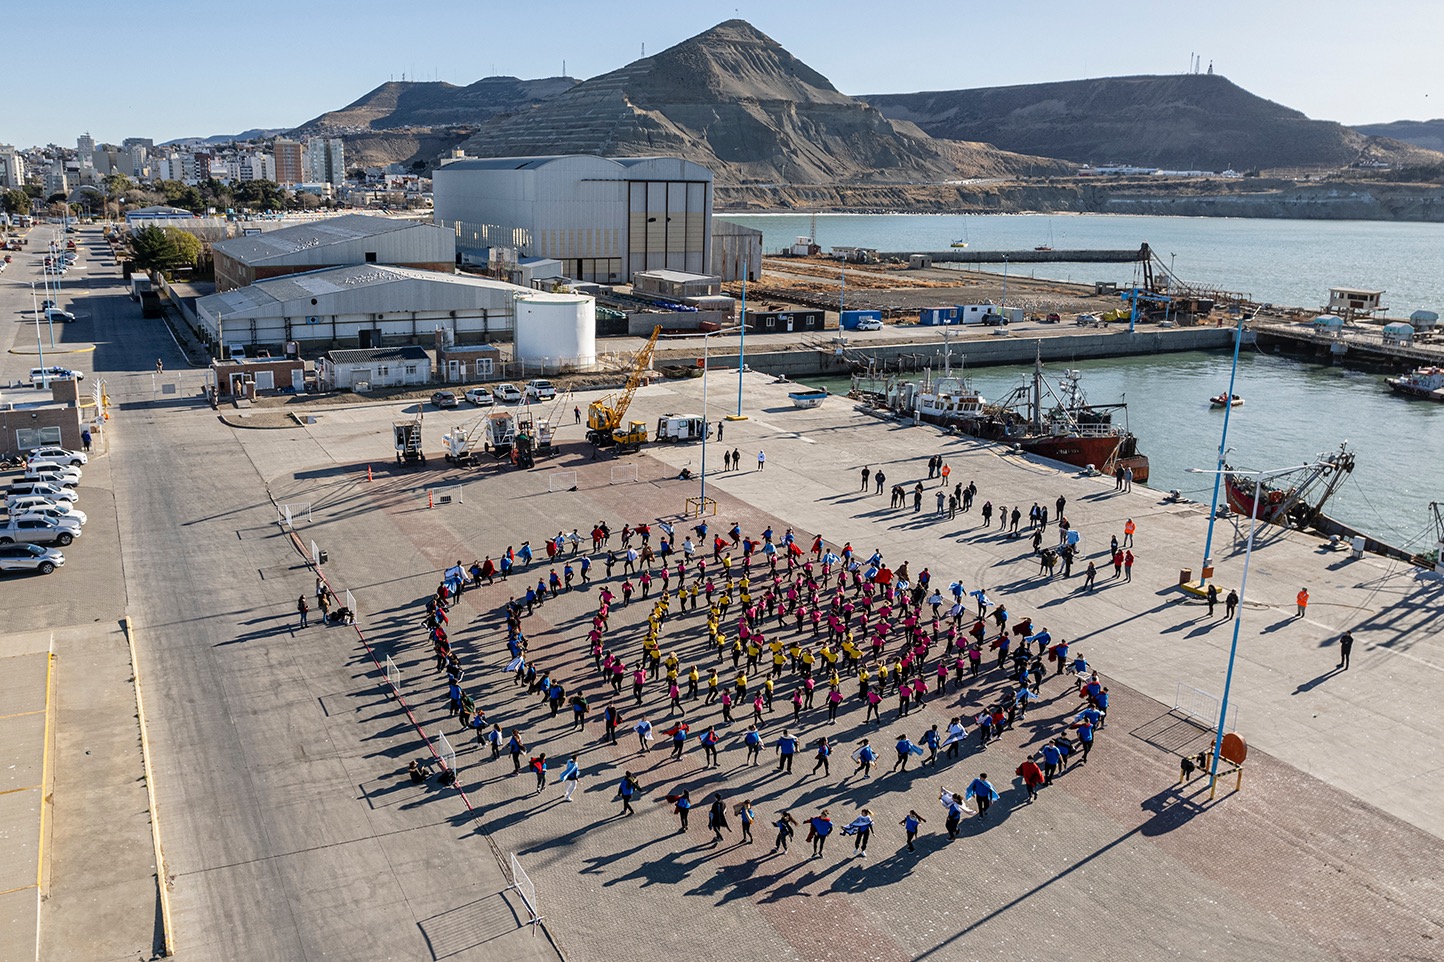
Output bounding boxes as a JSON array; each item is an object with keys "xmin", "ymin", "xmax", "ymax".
[{"xmin": 1016, "ymin": 758, "xmax": 1045, "ymax": 802}]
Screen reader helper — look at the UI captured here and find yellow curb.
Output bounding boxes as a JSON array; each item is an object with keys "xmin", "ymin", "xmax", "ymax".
[{"xmin": 7, "ymin": 345, "xmax": 97, "ymax": 356}]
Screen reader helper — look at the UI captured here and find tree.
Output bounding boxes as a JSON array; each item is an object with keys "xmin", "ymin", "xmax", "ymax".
[
  {"xmin": 1, "ymin": 188, "xmax": 30, "ymax": 215},
  {"xmin": 130, "ymin": 226, "xmax": 202, "ymax": 275},
  {"xmin": 103, "ymin": 173, "xmax": 133, "ymax": 197}
]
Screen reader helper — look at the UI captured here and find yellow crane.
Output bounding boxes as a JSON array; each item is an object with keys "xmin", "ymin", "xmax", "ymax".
[{"xmin": 586, "ymin": 325, "xmax": 661, "ymax": 451}]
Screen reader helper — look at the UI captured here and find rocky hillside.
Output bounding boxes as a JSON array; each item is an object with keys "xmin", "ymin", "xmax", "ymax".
[
  {"xmin": 1352, "ymin": 119, "xmax": 1444, "ymax": 153},
  {"xmin": 457, "ymin": 20, "xmax": 1069, "ymax": 185},
  {"xmin": 290, "ymin": 76, "xmax": 576, "ymax": 135},
  {"xmin": 866, "ymin": 74, "xmax": 1441, "ymax": 172}
]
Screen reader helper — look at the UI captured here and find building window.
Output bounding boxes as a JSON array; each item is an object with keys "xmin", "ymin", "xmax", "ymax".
[
  {"xmin": 404, "ymin": 365, "xmax": 417, "ymax": 376},
  {"xmin": 16, "ymin": 427, "xmax": 62, "ymax": 450},
  {"xmin": 364, "ymin": 251, "xmax": 377, "ymax": 263},
  {"xmin": 765, "ymin": 318, "xmax": 776, "ymax": 329},
  {"xmin": 376, "ymin": 365, "xmax": 390, "ymax": 378}
]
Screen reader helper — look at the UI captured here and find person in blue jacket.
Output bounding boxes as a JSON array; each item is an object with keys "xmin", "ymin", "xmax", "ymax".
[
  {"xmin": 744, "ymin": 726, "xmax": 763, "ymax": 765},
  {"xmin": 966, "ymin": 773, "xmax": 1000, "ymax": 817},
  {"xmin": 776, "ymin": 730, "xmax": 798, "ymax": 773},
  {"xmin": 808, "ymin": 809, "xmax": 833, "ymax": 858}
]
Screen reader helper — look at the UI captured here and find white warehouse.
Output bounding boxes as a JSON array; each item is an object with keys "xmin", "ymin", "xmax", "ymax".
[
  {"xmin": 432, "ymin": 154, "xmax": 713, "ymax": 284},
  {"xmin": 194, "ymin": 264, "xmax": 593, "ymax": 359}
]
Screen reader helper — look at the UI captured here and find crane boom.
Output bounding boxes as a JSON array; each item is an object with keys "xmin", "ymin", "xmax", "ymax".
[{"xmin": 586, "ymin": 325, "xmax": 662, "ymax": 446}]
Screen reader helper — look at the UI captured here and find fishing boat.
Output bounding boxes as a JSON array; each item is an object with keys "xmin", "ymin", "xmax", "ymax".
[
  {"xmin": 788, "ymin": 389, "xmax": 828, "ymax": 409},
  {"xmin": 1223, "ymin": 443, "xmax": 1354, "ymax": 527},
  {"xmin": 866, "ymin": 351, "xmax": 1149, "ymax": 482},
  {"xmin": 1210, "ymin": 393, "xmax": 1244, "ymax": 408},
  {"xmin": 1385, "ymin": 365, "xmax": 1444, "ymax": 402}
]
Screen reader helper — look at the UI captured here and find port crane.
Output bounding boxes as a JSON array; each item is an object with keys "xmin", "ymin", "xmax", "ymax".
[{"xmin": 586, "ymin": 325, "xmax": 661, "ymax": 452}]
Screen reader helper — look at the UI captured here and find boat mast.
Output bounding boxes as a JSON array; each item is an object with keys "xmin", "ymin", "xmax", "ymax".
[{"xmin": 1032, "ymin": 344, "xmax": 1043, "ymax": 433}]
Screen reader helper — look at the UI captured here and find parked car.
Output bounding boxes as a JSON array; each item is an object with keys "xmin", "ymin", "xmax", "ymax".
[
  {"xmin": 525, "ymin": 379, "xmax": 557, "ymax": 401},
  {"xmin": 464, "ymin": 387, "xmax": 493, "ymax": 407},
  {"xmin": 30, "ymin": 366, "xmax": 83, "ymax": 387},
  {"xmin": 6, "ymin": 496, "xmax": 86, "ymax": 524},
  {"xmin": 0, "ymin": 516, "xmax": 78, "ymax": 546},
  {"xmin": 0, "ymin": 543, "xmax": 65, "ymax": 575},
  {"xmin": 855, "ymin": 318, "xmax": 884, "ymax": 331},
  {"xmin": 26, "ymin": 445, "xmax": 86, "ymax": 466},
  {"xmin": 22, "ymin": 465, "xmax": 81, "ymax": 488},
  {"xmin": 1076, "ymin": 313, "xmax": 1100, "ymax": 327},
  {"xmin": 430, "ymin": 390, "xmax": 460, "ymax": 409},
  {"xmin": 43, "ymin": 308, "xmax": 76, "ymax": 323},
  {"xmin": 4, "ymin": 481, "xmax": 77, "ymax": 503},
  {"xmin": 24, "ymin": 458, "xmax": 82, "ymax": 480},
  {"xmin": 980, "ymin": 313, "xmax": 1008, "ymax": 326},
  {"xmin": 9, "ymin": 510, "xmax": 82, "ymax": 532},
  {"xmin": 493, "ymin": 383, "xmax": 523, "ymax": 404},
  {"xmin": 1043, "ymin": 313, "xmax": 1062, "ymax": 324}
]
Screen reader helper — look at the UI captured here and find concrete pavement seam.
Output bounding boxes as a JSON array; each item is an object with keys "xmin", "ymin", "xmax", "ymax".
[
  {"xmin": 34, "ymin": 641, "xmax": 55, "ymax": 962},
  {"xmin": 123, "ymin": 616, "xmax": 176, "ymax": 959}
]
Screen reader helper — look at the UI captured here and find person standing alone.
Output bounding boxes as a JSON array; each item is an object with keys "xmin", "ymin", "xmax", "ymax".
[
  {"xmin": 1296, "ymin": 587, "xmax": 1309, "ymax": 618},
  {"xmin": 757, "ymin": 450, "xmax": 767, "ymax": 471},
  {"xmin": 1338, "ymin": 630, "xmax": 1354, "ymax": 670}
]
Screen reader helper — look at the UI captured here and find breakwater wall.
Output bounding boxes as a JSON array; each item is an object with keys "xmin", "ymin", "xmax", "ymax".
[{"xmin": 704, "ymin": 326, "xmax": 1237, "ymax": 377}]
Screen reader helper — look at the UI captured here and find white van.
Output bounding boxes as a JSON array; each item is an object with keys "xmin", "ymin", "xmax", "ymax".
[{"xmin": 30, "ymin": 366, "xmax": 83, "ymax": 388}]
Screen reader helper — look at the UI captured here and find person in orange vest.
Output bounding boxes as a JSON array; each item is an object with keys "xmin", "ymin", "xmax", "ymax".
[
  {"xmin": 1123, "ymin": 518, "xmax": 1136, "ymax": 547},
  {"xmin": 1296, "ymin": 587, "xmax": 1309, "ymax": 618},
  {"xmin": 940, "ymin": 462, "xmax": 951, "ymax": 488}
]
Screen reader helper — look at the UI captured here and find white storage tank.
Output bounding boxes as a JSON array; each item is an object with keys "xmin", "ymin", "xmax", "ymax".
[{"xmin": 514, "ymin": 293, "xmax": 597, "ymax": 368}]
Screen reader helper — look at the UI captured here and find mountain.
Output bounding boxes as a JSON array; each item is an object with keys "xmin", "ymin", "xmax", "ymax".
[
  {"xmin": 289, "ymin": 76, "xmax": 577, "ymax": 135},
  {"xmin": 865, "ymin": 75, "xmax": 1442, "ymax": 172},
  {"xmin": 1352, "ymin": 119, "xmax": 1444, "ymax": 154},
  {"xmin": 456, "ymin": 20, "xmax": 1068, "ymax": 185},
  {"xmin": 161, "ymin": 128, "xmax": 286, "ymax": 146}
]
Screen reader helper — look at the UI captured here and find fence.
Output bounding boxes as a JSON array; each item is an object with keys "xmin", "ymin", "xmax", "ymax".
[
  {"xmin": 280, "ymin": 502, "xmax": 312, "ymax": 527},
  {"xmin": 508, "ymin": 853, "xmax": 543, "ymax": 934},
  {"xmin": 548, "ymin": 470, "xmax": 578, "ymax": 493},
  {"xmin": 1172, "ymin": 681, "xmax": 1239, "ymax": 733},
  {"xmin": 437, "ymin": 732, "xmax": 457, "ymax": 775},
  {"xmin": 610, "ymin": 464, "xmax": 638, "ymax": 485},
  {"xmin": 344, "ymin": 589, "xmax": 356, "ymax": 621},
  {"xmin": 310, "ymin": 539, "xmax": 321, "ymax": 566},
  {"xmin": 384, "ymin": 655, "xmax": 401, "ymax": 695}
]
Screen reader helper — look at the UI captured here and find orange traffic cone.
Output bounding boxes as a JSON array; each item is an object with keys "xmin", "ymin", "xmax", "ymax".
[
  {"xmin": 428, "ymin": 490, "xmax": 434, "ymax": 509},
  {"xmin": 367, "ymin": 464, "xmax": 373, "ymax": 482}
]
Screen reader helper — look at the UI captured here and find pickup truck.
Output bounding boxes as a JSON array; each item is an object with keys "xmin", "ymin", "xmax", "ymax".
[{"xmin": 0, "ymin": 516, "xmax": 79, "ymax": 546}]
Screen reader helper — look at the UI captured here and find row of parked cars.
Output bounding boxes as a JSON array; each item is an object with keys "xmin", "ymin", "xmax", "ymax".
[
  {"xmin": 430, "ymin": 379, "xmax": 556, "ymax": 409},
  {"xmin": 0, "ymin": 446, "xmax": 90, "ymax": 576}
]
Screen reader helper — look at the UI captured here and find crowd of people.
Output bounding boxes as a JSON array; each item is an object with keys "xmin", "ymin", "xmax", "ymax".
[{"xmin": 410, "ymin": 457, "xmax": 1130, "ymax": 859}]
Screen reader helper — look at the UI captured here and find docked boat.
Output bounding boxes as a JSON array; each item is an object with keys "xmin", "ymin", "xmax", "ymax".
[
  {"xmin": 1385, "ymin": 365, "xmax": 1444, "ymax": 401},
  {"xmin": 865, "ymin": 353, "xmax": 1149, "ymax": 482},
  {"xmin": 950, "ymin": 239, "xmax": 969, "ymax": 248},
  {"xmin": 788, "ymin": 389, "xmax": 828, "ymax": 409},
  {"xmin": 1210, "ymin": 393, "xmax": 1244, "ymax": 408},
  {"xmin": 1224, "ymin": 443, "xmax": 1354, "ymax": 527}
]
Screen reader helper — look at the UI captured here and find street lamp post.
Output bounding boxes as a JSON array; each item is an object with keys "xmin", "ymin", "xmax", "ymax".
[
  {"xmin": 1199, "ymin": 310, "xmax": 1251, "ymax": 586},
  {"xmin": 1188, "ymin": 461, "xmax": 1312, "ymax": 799},
  {"xmin": 666, "ymin": 327, "xmax": 739, "ymax": 513},
  {"xmin": 730, "ymin": 275, "xmax": 748, "ymax": 421}
]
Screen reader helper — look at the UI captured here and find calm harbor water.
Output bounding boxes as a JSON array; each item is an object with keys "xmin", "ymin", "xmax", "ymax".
[
  {"xmin": 721, "ymin": 212, "xmax": 1444, "ymax": 315},
  {"xmin": 805, "ymin": 350, "xmax": 1444, "ymax": 550}
]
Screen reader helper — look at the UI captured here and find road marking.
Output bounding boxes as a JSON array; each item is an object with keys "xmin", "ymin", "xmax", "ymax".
[
  {"xmin": 37, "ymin": 644, "xmax": 54, "ymax": 895},
  {"xmin": 0, "ymin": 708, "xmax": 44, "ymax": 720},
  {"xmin": 751, "ymin": 419, "xmax": 816, "ymax": 444}
]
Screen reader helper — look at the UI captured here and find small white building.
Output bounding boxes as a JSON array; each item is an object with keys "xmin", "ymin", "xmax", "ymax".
[
  {"xmin": 318, "ymin": 346, "xmax": 432, "ymax": 391},
  {"xmin": 1327, "ymin": 287, "xmax": 1385, "ymax": 318}
]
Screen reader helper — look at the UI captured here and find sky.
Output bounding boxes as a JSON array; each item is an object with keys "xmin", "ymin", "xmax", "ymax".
[{"xmin": 7, "ymin": 0, "xmax": 1439, "ymax": 147}]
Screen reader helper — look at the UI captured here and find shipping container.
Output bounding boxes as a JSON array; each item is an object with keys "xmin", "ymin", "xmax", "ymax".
[
  {"xmin": 918, "ymin": 306, "xmax": 960, "ymax": 326},
  {"xmin": 840, "ymin": 309, "xmax": 883, "ymax": 331}
]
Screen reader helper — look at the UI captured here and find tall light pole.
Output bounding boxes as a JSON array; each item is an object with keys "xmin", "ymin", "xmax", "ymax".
[
  {"xmin": 729, "ymin": 274, "xmax": 749, "ymax": 421},
  {"xmin": 1188, "ymin": 461, "xmax": 1313, "ymax": 799},
  {"xmin": 666, "ymin": 327, "xmax": 739, "ymax": 513},
  {"xmin": 30, "ymin": 282, "xmax": 45, "ymax": 373},
  {"xmin": 1199, "ymin": 310, "xmax": 1253, "ymax": 586}
]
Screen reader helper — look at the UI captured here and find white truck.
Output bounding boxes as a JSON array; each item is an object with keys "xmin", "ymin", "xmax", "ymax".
[{"xmin": 655, "ymin": 414, "xmax": 710, "ymax": 443}]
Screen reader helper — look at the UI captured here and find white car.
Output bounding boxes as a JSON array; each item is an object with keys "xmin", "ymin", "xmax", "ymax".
[
  {"xmin": 7, "ymin": 499, "xmax": 86, "ymax": 524},
  {"xmin": 855, "ymin": 318, "xmax": 884, "ymax": 331},
  {"xmin": 525, "ymin": 379, "xmax": 557, "ymax": 401},
  {"xmin": 30, "ymin": 366, "xmax": 84, "ymax": 388},
  {"xmin": 5, "ymin": 481, "xmax": 77, "ymax": 503},
  {"xmin": 23, "ymin": 465, "xmax": 81, "ymax": 488},
  {"xmin": 493, "ymin": 383, "xmax": 523, "ymax": 404},
  {"xmin": 25, "ymin": 459, "xmax": 82, "ymax": 481},
  {"xmin": 0, "ymin": 516, "xmax": 79, "ymax": 546},
  {"xmin": 464, "ymin": 387, "xmax": 493, "ymax": 406},
  {"xmin": 27, "ymin": 445, "xmax": 86, "ymax": 466},
  {"xmin": 43, "ymin": 308, "xmax": 76, "ymax": 323}
]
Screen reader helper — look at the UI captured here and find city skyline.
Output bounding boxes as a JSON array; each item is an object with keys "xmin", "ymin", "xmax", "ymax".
[{"xmin": 6, "ymin": 0, "xmax": 1439, "ymax": 147}]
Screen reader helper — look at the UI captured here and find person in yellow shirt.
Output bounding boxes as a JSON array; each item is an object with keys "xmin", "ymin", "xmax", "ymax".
[
  {"xmin": 664, "ymin": 652, "xmax": 680, "ymax": 675},
  {"xmin": 858, "ymin": 666, "xmax": 871, "ymax": 697},
  {"xmin": 706, "ymin": 668, "xmax": 719, "ymax": 703},
  {"xmin": 763, "ymin": 677, "xmax": 775, "ymax": 710},
  {"xmin": 801, "ymin": 648, "xmax": 816, "ymax": 676},
  {"xmin": 735, "ymin": 672, "xmax": 748, "ymax": 699},
  {"xmin": 771, "ymin": 648, "xmax": 787, "ymax": 678},
  {"xmin": 876, "ymin": 661, "xmax": 889, "ymax": 693},
  {"xmin": 687, "ymin": 664, "xmax": 700, "ymax": 699},
  {"xmin": 688, "ymin": 582, "xmax": 700, "ymax": 610}
]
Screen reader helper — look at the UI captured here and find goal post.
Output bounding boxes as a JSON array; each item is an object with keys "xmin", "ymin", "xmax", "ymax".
[
  {"xmin": 548, "ymin": 470, "xmax": 578, "ymax": 493},
  {"xmin": 610, "ymin": 464, "xmax": 638, "ymax": 485},
  {"xmin": 686, "ymin": 496, "xmax": 718, "ymax": 518}
]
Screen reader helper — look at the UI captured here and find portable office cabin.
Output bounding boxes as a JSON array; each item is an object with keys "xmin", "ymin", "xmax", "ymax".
[
  {"xmin": 840, "ymin": 309, "xmax": 882, "ymax": 331},
  {"xmin": 1382, "ymin": 322, "xmax": 1415, "ymax": 346},
  {"xmin": 918, "ymin": 307, "xmax": 960, "ymax": 326}
]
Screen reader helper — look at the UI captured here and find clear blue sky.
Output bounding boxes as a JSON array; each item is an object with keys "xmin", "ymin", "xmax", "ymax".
[{"xmin": 8, "ymin": 0, "xmax": 1438, "ymax": 146}]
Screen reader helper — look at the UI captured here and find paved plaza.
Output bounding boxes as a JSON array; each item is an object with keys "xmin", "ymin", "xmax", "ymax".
[{"xmin": 4, "ymin": 228, "xmax": 1443, "ymax": 960}]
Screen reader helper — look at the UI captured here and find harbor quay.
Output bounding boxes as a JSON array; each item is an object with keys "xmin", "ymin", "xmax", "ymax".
[{"xmin": 220, "ymin": 370, "xmax": 1444, "ymax": 961}]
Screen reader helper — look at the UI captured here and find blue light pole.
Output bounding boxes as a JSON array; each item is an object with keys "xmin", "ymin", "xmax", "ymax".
[
  {"xmin": 1199, "ymin": 310, "xmax": 1251, "ymax": 586},
  {"xmin": 730, "ymin": 274, "xmax": 748, "ymax": 421},
  {"xmin": 1189, "ymin": 461, "xmax": 1311, "ymax": 799}
]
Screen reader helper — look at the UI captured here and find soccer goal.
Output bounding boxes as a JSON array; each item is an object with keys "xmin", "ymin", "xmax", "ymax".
[
  {"xmin": 437, "ymin": 731, "xmax": 457, "ymax": 775},
  {"xmin": 548, "ymin": 470, "xmax": 578, "ymax": 493},
  {"xmin": 610, "ymin": 464, "xmax": 639, "ymax": 485},
  {"xmin": 685, "ymin": 496, "xmax": 718, "ymax": 517},
  {"xmin": 384, "ymin": 655, "xmax": 401, "ymax": 695}
]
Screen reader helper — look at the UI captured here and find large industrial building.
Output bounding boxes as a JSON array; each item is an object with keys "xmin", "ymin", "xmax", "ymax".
[
  {"xmin": 432, "ymin": 154, "xmax": 713, "ymax": 284},
  {"xmin": 211, "ymin": 214, "xmax": 456, "ymax": 291},
  {"xmin": 193, "ymin": 264, "xmax": 595, "ymax": 367}
]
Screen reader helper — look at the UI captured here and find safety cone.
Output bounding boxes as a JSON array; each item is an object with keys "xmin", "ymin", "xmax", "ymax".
[
  {"xmin": 428, "ymin": 490, "xmax": 434, "ymax": 509},
  {"xmin": 367, "ymin": 464, "xmax": 373, "ymax": 482}
]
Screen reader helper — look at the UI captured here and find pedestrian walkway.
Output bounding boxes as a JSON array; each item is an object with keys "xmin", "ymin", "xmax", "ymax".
[{"xmin": 0, "ymin": 630, "xmax": 53, "ymax": 962}]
